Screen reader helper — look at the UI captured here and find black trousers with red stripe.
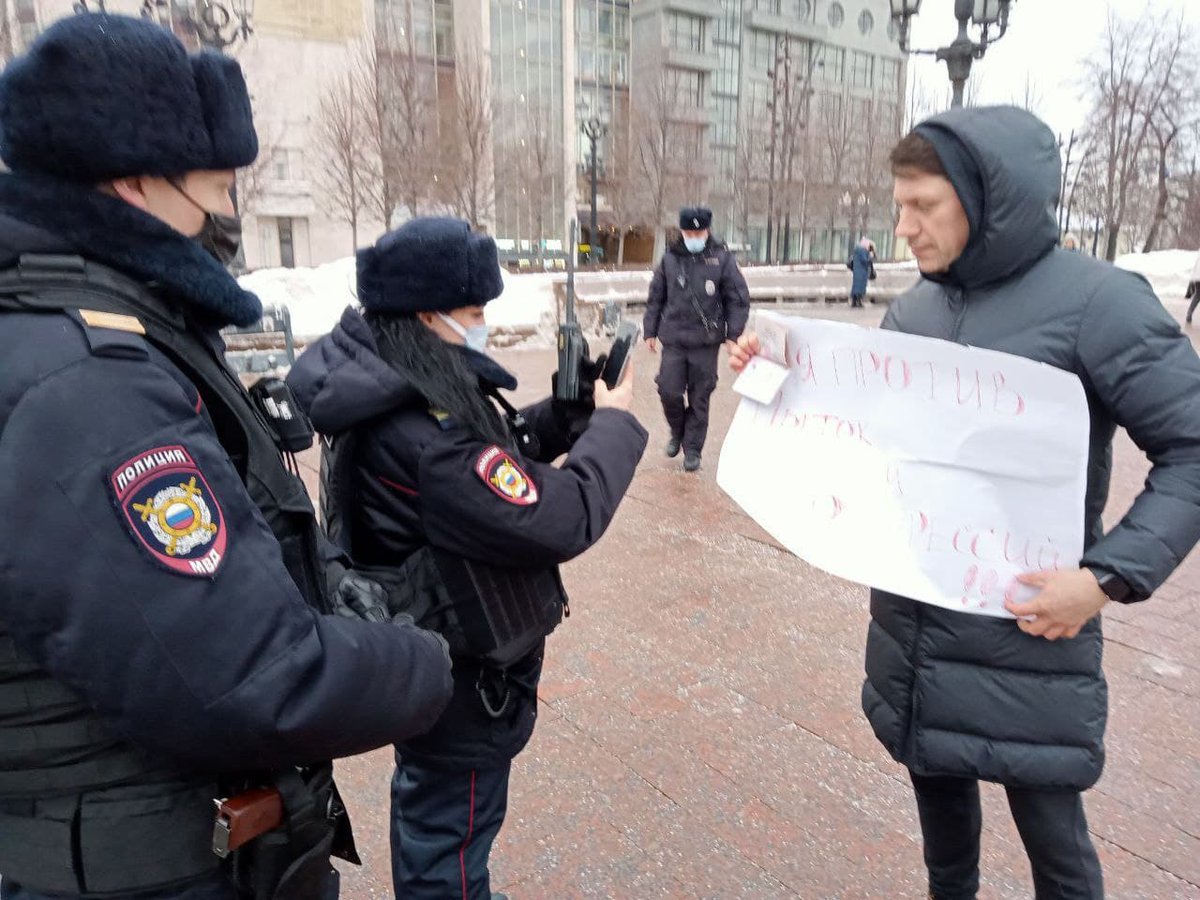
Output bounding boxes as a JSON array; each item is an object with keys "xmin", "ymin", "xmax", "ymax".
[{"xmin": 390, "ymin": 755, "xmax": 511, "ymax": 900}]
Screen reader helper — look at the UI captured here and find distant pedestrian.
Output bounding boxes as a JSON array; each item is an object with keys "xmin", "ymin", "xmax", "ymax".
[
  {"xmin": 1186, "ymin": 249, "xmax": 1200, "ymax": 325},
  {"xmin": 848, "ymin": 236, "xmax": 873, "ymax": 308}
]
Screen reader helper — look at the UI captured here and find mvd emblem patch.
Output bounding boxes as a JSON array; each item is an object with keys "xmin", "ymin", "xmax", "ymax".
[
  {"xmin": 111, "ymin": 445, "xmax": 227, "ymax": 577},
  {"xmin": 475, "ymin": 445, "xmax": 538, "ymax": 505}
]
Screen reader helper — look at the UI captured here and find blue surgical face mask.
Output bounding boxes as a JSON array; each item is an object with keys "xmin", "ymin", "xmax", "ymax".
[
  {"xmin": 438, "ymin": 312, "xmax": 490, "ymax": 353},
  {"xmin": 683, "ymin": 236, "xmax": 707, "ymax": 254}
]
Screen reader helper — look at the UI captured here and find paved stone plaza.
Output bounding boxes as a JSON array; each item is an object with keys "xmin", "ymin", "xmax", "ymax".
[{"xmin": 302, "ymin": 299, "xmax": 1200, "ymax": 899}]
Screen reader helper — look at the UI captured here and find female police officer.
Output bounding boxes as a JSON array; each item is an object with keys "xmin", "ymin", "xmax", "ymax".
[{"xmin": 287, "ymin": 217, "xmax": 647, "ymax": 899}]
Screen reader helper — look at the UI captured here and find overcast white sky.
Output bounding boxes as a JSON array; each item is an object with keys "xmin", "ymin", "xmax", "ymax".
[{"xmin": 903, "ymin": 0, "xmax": 1193, "ymax": 139}]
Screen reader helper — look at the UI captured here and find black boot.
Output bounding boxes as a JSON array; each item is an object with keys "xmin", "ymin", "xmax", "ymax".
[
  {"xmin": 665, "ymin": 436, "xmax": 682, "ymax": 458},
  {"xmin": 683, "ymin": 451, "xmax": 701, "ymax": 472}
]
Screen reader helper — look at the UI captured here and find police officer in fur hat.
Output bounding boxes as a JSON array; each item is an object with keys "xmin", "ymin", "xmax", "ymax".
[
  {"xmin": 0, "ymin": 15, "xmax": 454, "ymax": 900},
  {"xmin": 287, "ymin": 216, "xmax": 648, "ymax": 899},
  {"xmin": 644, "ymin": 206, "xmax": 750, "ymax": 471}
]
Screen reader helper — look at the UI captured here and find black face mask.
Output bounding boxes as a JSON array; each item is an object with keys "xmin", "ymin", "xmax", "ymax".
[{"xmin": 170, "ymin": 180, "xmax": 243, "ymax": 268}]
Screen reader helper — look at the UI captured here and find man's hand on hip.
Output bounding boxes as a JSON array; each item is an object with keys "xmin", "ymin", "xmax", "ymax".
[
  {"xmin": 1004, "ymin": 568, "xmax": 1109, "ymax": 641},
  {"xmin": 644, "ymin": 337, "xmax": 658, "ymax": 353}
]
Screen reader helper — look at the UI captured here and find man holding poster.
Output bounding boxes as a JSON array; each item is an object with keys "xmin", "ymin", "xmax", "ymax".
[{"xmin": 729, "ymin": 106, "xmax": 1200, "ymax": 900}]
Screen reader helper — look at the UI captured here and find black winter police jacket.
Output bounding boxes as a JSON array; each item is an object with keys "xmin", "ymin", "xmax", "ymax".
[
  {"xmin": 288, "ymin": 308, "xmax": 649, "ymax": 769},
  {"xmin": 0, "ymin": 175, "xmax": 453, "ymax": 830},
  {"xmin": 644, "ymin": 236, "xmax": 750, "ymax": 348}
]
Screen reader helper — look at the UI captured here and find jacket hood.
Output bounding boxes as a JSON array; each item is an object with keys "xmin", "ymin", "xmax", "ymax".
[
  {"xmin": 917, "ymin": 105, "xmax": 1060, "ymax": 290},
  {"xmin": 287, "ymin": 307, "xmax": 423, "ymax": 434}
]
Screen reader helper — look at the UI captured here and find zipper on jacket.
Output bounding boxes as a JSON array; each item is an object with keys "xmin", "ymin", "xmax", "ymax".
[{"xmin": 948, "ymin": 287, "xmax": 968, "ymax": 343}]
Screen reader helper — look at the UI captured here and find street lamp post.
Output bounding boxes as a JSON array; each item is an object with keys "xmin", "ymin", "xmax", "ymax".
[
  {"xmin": 889, "ymin": 0, "xmax": 1014, "ymax": 108},
  {"xmin": 580, "ymin": 116, "xmax": 606, "ymax": 267},
  {"xmin": 140, "ymin": 0, "xmax": 255, "ymax": 51}
]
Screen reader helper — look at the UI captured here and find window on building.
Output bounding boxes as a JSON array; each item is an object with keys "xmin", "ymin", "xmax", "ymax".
[
  {"xmin": 599, "ymin": 8, "xmax": 613, "ymax": 35},
  {"xmin": 277, "ymin": 218, "xmax": 296, "ymax": 269},
  {"xmin": 580, "ymin": 49, "xmax": 595, "ymax": 80},
  {"xmin": 272, "ymin": 149, "xmax": 290, "ymax": 181},
  {"xmin": 19, "ymin": 21, "xmax": 39, "ymax": 47},
  {"xmin": 858, "ymin": 10, "xmax": 874, "ymax": 35},
  {"xmin": 827, "ymin": 2, "xmax": 844, "ymax": 28},
  {"xmin": 796, "ymin": 0, "xmax": 813, "ymax": 21},
  {"xmin": 669, "ymin": 69, "xmax": 704, "ymax": 108},
  {"xmin": 753, "ymin": 0, "xmax": 782, "ymax": 13},
  {"xmin": 748, "ymin": 28, "xmax": 776, "ymax": 73},
  {"xmin": 578, "ymin": 5, "xmax": 594, "ymax": 32},
  {"xmin": 822, "ymin": 46, "xmax": 845, "ymax": 82},
  {"xmin": 879, "ymin": 58, "xmax": 900, "ymax": 90},
  {"xmin": 614, "ymin": 52, "xmax": 629, "ymax": 84},
  {"xmin": 434, "ymin": 1, "xmax": 453, "ymax": 60},
  {"xmin": 850, "ymin": 51, "xmax": 873, "ymax": 87},
  {"xmin": 668, "ymin": 12, "xmax": 704, "ymax": 53}
]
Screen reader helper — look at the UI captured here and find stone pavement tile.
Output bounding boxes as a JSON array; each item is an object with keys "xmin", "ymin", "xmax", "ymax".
[
  {"xmin": 1123, "ymin": 608, "xmax": 1199, "ymax": 643},
  {"xmin": 492, "ymin": 816, "xmax": 687, "ymax": 898},
  {"xmin": 1085, "ymin": 789, "xmax": 1200, "ymax": 887},
  {"xmin": 1103, "ymin": 640, "xmax": 1200, "ymax": 700},
  {"xmin": 1095, "ymin": 836, "xmax": 1200, "ymax": 900},
  {"xmin": 330, "ymin": 748, "xmax": 397, "ymax": 899},
  {"xmin": 1103, "ymin": 618, "xmax": 1192, "ymax": 661}
]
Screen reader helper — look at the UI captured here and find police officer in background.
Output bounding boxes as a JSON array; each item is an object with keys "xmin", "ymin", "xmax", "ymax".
[
  {"xmin": 643, "ymin": 206, "xmax": 750, "ymax": 472},
  {"xmin": 0, "ymin": 15, "xmax": 452, "ymax": 900},
  {"xmin": 286, "ymin": 217, "xmax": 648, "ymax": 899}
]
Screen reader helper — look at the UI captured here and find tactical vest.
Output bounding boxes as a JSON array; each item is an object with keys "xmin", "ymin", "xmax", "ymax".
[
  {"xmin": 0, "ymin": 254, "xmax": 346, "ymax": 896},
  {"xmin": 320, "ymin": 414, "xmax": 566, "ymax": 679}
]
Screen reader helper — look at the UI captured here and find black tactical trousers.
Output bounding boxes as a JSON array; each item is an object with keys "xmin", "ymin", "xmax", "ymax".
[
  {"xmin": 656, "ymin": 342, "xmax": 721, "ymax": 454},
  {"xmin": 390, "ymin": 756, "xmax": 510, "ymax": 899},
  {"xmin": 909, "ymin": 771, "xmax": 1103, "ymax": 900}
]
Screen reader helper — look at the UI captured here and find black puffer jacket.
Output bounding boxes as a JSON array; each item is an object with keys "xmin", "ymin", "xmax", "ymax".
[
  {"xmin": 644, "ymin": 236, "xmax": 750, "ymax": 348},
  {"xmin": 861, "ymin": 106, "xmax": 1200, "ymax": 791}
]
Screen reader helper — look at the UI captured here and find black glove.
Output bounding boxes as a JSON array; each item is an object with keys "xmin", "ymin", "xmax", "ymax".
[
  {"xmin": 551, "ymin": 353, "xmax": 606, "ymax": 441},
  {"xmin": 332, "ymin": 572, "xmax": 392, "ymax": 623}
]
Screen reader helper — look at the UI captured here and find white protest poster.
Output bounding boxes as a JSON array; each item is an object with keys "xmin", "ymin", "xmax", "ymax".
[{"xmin": 717, "ymin": 312, "xmax": 1090, "ymax": 618}]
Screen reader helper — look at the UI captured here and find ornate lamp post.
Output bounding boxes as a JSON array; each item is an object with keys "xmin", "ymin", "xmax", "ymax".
[
  {"xmin": 889, "ymin": 0, "xmax": 1014, "ymax": 108},
  {"xmin": 141, "ymin": 0, "xmax": 255, "ymax": 52},
  {"xmin": 580, "ymin": 115, "xmax": 607, "ymax": 266}
]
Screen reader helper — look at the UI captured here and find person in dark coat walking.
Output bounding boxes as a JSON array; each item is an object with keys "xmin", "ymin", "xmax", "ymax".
[
  {"xmin": 731, "ymin": 106, "xmax": 1200, "ymax": 899},
  {"xmin": 0, "ymin": 15, "xmax": 453, "ymax": 900},
  {"xmin": 848, "ymin": 236, "xmax": 873, "ymax": 307},
  {"xmin": 287, "ymin": 217, "xmax": 648, "ymax": 900},
  {"xmin": 644, "ymin": 206, "xmax": 750, "ymax": 471}
]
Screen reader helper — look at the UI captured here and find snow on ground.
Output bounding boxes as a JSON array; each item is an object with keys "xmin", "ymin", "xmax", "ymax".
[
  {"xmin": 238, "ymin": 258, "xmax": 557, "ymax": 341},
  {"xmin": 239, "ymin": 249, "xmax": 1200, "ymax": 344},
  {"xmin": 1114, "ymin": 249, "xmax": 1197, "ymax": 303}
]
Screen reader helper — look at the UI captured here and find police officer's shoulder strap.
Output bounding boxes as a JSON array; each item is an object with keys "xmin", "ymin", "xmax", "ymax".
[{"xmin": 0, "ymin": 254, "xmax": 160, "ymax": 358}]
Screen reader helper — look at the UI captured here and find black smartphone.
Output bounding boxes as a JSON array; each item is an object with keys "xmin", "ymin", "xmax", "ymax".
[{"xmin": 601, "ymin": 321, "xmax": 640, "ymax": 389}]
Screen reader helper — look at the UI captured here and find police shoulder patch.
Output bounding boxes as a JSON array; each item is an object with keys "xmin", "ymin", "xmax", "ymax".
[
  {"xmin": 110, "ymin": 445, "xmax": 227, "ymax": 578},
  {"xmin": 474, "ymin": 445, "xmax": 538, "ymax": 506}
]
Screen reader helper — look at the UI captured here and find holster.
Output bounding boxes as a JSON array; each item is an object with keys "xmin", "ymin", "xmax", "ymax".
[{"xmin": 222, "ymin": 766, "xmax": 356, "ymax": 900}]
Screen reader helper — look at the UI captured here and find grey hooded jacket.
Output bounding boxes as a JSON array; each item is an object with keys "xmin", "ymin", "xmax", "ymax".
[{"xmin": 861, "ymin": 106, "xmax": 1200, "ymax": 791}]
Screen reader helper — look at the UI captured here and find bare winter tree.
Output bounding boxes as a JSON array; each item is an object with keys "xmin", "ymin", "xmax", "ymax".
[
  {"xmin": 631, "ymin": 72, "xmax": 674, "ymax": 260},
  {"xmin": 236, "ymin": 125, "xmax": 281, "ymax": 213},
  {"xmin": 437, "ymin": 58, "xmax": 494, "ymax": 230},
  {"xmin": 817, "ymin": 86, "xmax": 855, "ymax": 260},
  {"xmin": 376, "ymin": 3, "xmax": 436, "ymax": 221},
  {"xmin": 353, "ymin": 40, "xmax": 401, "ymax": 232},
  {"xmin": 509, "ymin": 104, "xmax": 559, "ymax": 262},
  {"xmin": 315, "ymin": 65, "xmax": 372, "ymax": 251},
  {"xmin": 600, "ymin": 104, "xmax": 639, "ymax": 266},
  {"xmin": 1084, "ymin": 9, "xmax": 1193, "ymax": 259}
]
